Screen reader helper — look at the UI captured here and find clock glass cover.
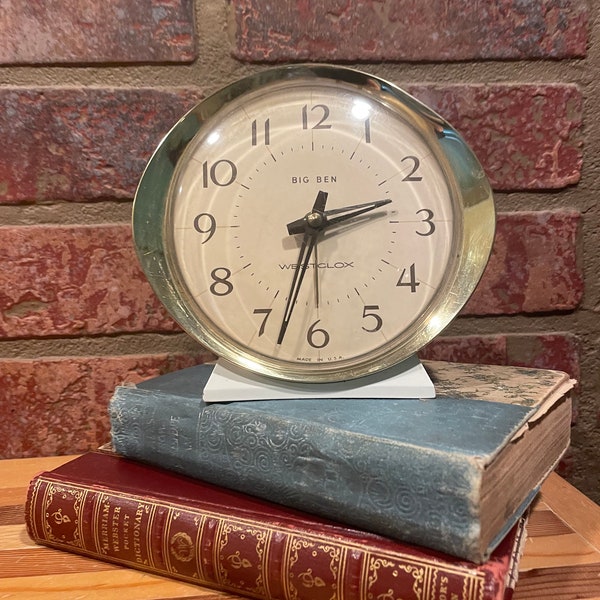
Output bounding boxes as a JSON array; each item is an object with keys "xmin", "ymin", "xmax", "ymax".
[{"xmin": 133, "ymin": 65, "xmax": 495, "ymax": 383}]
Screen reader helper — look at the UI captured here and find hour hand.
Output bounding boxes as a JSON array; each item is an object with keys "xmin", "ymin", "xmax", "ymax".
[{"xmin": 286, "ymin": 199, "xmax": 391, "ymax": 234}]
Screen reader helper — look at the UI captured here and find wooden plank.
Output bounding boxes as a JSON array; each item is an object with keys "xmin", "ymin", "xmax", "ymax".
[
  {"xmin": 0, "ymin": 502, "xmax": 26, "ymax": 525},
  {"xmin": 0, "ymin": 546, "xmax": 117, "ymax": 577},
  {"xmin": 0, "ymin": 523, "xmax": 40, "ymax": 550},
  {"xmin": 539, "ymin": 471, "xmax": 600, "ymax": 549},
  {"xmin": 0, "ymin": 570, "xmax": 238, "ymax": 599},
  {"xmin": 0, "ymin": 455, "xmax": 77, "ymax": 489},
  {"xmin": 519, "ymin": 506, "xmax": 600, "ymax": 569},
  {"xmin": 514, "ymin": 473, "xmax": 600, "ymax": 600},
  {"xmin": 514, "ymin": 564, "xmax": 600, "ymax": 600}
]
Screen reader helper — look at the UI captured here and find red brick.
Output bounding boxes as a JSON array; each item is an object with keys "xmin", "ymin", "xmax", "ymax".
[
  {"xmin": 406, "ymin": 84, "xmax": 583, "ymax": 190},
  {"xmin": 505, "ymin": 333, "xmax": 581, "ymax": 382},
  {"xmin": 421, "ymin": 332, "xmax": 580, "ymax": 382},
  {"xmin": 466, "ymin": 211, "xmax": 583, "ymax": 314},
  {"xmin": 556, "ymin": 449, "xmax": 574, "ymax": 479},
  {"xmin": 0, "ymin": 211, "xmax": 582, "ymax": 338},
  {"xmin": 0, "ymin": 354, "xmax": 210, "ymax": 458},
  {"xmin": 0, "ymin": 1, "xmax": 196, "ymax": 64},
  {"xmin": 0, "ymin": 84, "xmax": 582, "ymax": 204},
  {"xmin": 0, "ymin": 224, "xmax": 176, "ymax": 337},
  {"xmin": 231, "ymin": 0, "xmax": 588, "ymax": 62},
  {"xmin": 420, "ymin": 335, "xmax": 508, "ymax": 366},
  {"xmin": 0, "ymin": 88, "xmax": 202, "ymax": 204}
]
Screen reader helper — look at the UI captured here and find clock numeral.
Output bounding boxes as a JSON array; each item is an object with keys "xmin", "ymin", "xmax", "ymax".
[
  {"xmin": 401, "ymin": 156, "xmax": 423, "ymax": 182},
  {"xmin": 396, "ymin": 263, "xmax": 420, "ymax": 293},
  {"xmin": 193, "ymin": 212, "xmax": 217, "ymax": 243},
  {"xmin": 201, "ymin": 159, "xmax": 237, "ymax": 188},
  {"xmin": 307, "ymin": 319, "xmax": 330, "ymax": 349},
  {"xmin": 362, "ymin": 305, "xmax": 383, "ymax": 333},
  {"xmin": 210, "ymin": 267, "xmax": 233, "ymax": 296},
  {"xmin": 253, "ymin": 308, "xmax": 271, "ymax": 336},
  {"xmin": 302, "ymin": 104, "xmax": 332, "ymax": 130},
  {"xmin": 416, "ymin": 208, "xmax": 435, "ymax": 236},
  {"xmin": 251, "ymin": 118, "xmax": 270, "ymax": 146}
]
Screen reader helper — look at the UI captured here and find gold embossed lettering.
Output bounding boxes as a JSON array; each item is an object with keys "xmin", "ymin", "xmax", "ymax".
[
  {"xmin": 122, "ymin": 513, "xmax": 130, "ymax": 550},
  {"xmin": 133, "ymin": 503, "xmax": 145, "ymax": 563},
  {"xmin": 100, "ymin": 500, "xmax": 110, "ymax": 553},
  {"xmin": 112, "ymin": 506, "xmax": 121, "ymax": 553}
]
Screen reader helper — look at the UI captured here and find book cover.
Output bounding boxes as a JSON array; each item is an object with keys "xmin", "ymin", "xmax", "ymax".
[
  {"xmin": 25, "ymin": 452, "xmax": 526, "ymax": 600},
  {"xmin": 109, "ymin": 360, "xmax": 574, "ymax": 562}
]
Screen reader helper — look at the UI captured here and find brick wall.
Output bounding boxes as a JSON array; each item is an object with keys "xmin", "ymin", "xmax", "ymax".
[{"xmin": 0, "ymin": 0, "xmax": 597, "ymax": 501}]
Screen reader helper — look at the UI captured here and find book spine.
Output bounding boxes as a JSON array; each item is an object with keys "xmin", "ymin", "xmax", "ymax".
[
  {"xmin": 25, "ymin": 473, "xmax": 501, "ymax": 600},
  {"xmin": 110, "ymin": 387, "xmax": 481, "ymax": 561}
]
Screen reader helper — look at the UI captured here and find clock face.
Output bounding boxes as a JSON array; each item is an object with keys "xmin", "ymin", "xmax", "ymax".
[{"xmin": 134, "ymin": 65, "xmax": 494, "ymax": 382}]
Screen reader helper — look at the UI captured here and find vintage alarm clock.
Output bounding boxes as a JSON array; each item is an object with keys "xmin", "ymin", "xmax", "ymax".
[{"xmin": 133, "ymin": 64, "xmax": 495, "ymax": 383}]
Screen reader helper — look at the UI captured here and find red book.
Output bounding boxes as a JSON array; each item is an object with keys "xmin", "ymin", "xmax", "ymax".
[{"xmin": 25, "ymin": 452, "xmax": 525, "ymax": 600}]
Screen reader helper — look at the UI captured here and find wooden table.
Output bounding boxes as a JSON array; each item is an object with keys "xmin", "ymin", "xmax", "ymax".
[{"xmin": 1, "ymin": 456, "xmax": 599, "ymax": 599}]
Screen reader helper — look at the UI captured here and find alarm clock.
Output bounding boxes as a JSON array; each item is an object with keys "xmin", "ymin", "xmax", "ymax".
[{"xmin": 133, "ymin": 64, "xmax": 495, "ymax": 383}]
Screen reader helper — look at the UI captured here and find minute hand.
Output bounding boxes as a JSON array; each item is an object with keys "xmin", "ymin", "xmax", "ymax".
[{"xmin": 286, "ymin": 199, "xmax": 391, "ymax": 235}]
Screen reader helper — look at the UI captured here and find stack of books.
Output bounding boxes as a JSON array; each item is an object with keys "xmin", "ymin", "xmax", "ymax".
[{"xmin": 25, "ymin": 360, "xmax": 575, "ymax": 600}]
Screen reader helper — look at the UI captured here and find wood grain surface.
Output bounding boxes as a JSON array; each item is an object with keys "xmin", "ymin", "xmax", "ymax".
[{"xmin": 514, "ymin": 471, "xmax": 600, "ymax": 599}]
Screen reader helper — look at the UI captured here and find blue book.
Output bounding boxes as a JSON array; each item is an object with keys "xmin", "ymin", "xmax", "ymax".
[{"xmin": 109, "ymin": 361, "xmax": 573, "ymax": 563}]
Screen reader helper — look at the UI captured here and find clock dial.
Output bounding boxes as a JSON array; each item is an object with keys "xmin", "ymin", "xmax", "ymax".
[{"xmin": 134, "ymin": 66, "xmax": 494, "ymax": 382}]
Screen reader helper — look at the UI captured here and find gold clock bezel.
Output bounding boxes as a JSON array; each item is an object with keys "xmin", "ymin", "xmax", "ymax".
[{"xmin": 132, "ymin": 64, "xmax": 495, "ymax": 383}]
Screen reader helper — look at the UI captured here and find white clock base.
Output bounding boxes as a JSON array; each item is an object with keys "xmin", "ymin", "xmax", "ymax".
[{"xmin": 203, "ymin": 355, "xmax": 435, "ymax": 403}]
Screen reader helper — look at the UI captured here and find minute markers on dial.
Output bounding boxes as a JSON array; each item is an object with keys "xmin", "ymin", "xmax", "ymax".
[{"xmin": 194, "ymin": 118, "xmax": 444, "ymax": 353}]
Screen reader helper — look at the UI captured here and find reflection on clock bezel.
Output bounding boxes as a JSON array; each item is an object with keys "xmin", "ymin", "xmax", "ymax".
[{"xmin": 133, "ymin": 64, "xmax": 495, "ymax": 383}]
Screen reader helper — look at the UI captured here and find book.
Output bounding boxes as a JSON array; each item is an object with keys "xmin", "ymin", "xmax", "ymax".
[
  {"xmin": 109, "ymin": 360, "xmax": 574, "ymax": 563},
  {"xmin": 25, "ymin": 451, "xmax": 527, "ymax": 600}
]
